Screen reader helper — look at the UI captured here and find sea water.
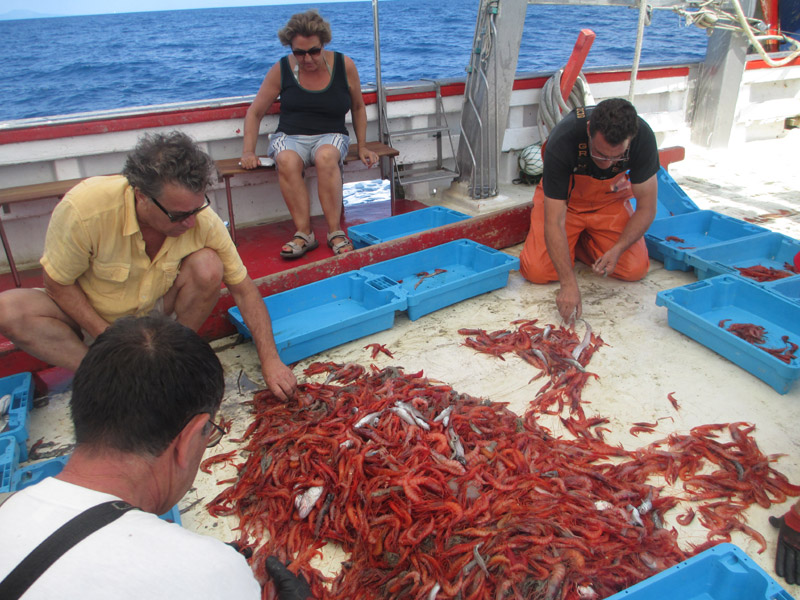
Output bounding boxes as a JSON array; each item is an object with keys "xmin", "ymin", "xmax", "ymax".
[
  {"xmin": 0, "ymin": 0, "xmax": 707, "ymax": 205},
  {"xmin": 0, "ymin": 0, "xmax": 707, "ymax": 123}
]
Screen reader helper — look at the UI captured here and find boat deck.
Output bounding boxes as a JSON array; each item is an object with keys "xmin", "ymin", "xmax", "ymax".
[{"xmin": 9, "ymin": 129, "xmax": 800, "ymax": 597}]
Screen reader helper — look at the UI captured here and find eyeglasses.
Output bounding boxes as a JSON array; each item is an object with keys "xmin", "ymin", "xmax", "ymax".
[
  {"xmin": 206, "ymin": 417, "xmax": 226, "ymax": 448},
  {"xmin": 150, "ymin": 194, "xmax": 210, "ymax": 223},
  {"xmin": 292, "ymin": 46, "xmax": 322, "ymax": 57},
  {"xmin": 588, "ymin": 137, "xmax": 630, "ymax": 163}
]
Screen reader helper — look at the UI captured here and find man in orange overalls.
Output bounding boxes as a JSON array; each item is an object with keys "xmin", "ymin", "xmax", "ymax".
[{"xmin": 520, "ymin": 98, "xmax": 659, "ymax": 322}]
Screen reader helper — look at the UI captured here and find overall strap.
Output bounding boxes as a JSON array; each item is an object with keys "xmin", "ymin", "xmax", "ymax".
[
  {"xmin": 573, "ymin": 106, "xmax": 591, "ymax": 176},
  {"xmin": 0, "ymin": 500, "xmax": 137, "ymax": 599}
]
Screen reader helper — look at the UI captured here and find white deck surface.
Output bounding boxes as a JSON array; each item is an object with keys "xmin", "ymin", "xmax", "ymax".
[{"xmin": 16, "ymin": 128, "xmax": 800, "ymax": 597}]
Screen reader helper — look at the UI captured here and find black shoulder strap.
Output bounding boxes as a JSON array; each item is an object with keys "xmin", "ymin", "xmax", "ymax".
[{"xmin": 0, "ymin": 500, "xmax": 137, "ymax": 599}]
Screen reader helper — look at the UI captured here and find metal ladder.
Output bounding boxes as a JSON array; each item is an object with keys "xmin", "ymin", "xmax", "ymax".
[{"xmin": 381, "ymin": 80, "xmax": 459, "ymax": 190}]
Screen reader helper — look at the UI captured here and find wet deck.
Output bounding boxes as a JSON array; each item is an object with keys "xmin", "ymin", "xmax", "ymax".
[{"xmin": 15, "ymin": 128, "xmax": 800, "ymax": 597}]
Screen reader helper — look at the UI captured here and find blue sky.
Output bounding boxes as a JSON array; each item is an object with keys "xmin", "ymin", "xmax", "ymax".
[{"xmin": 3, "ymin": 0, "xmax": 356, "ymax": 17}]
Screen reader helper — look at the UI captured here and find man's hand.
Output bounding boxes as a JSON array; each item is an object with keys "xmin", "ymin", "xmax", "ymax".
[
  {"xmin": 240, "ymin": 151, "xmax": 260, "ymax": 170},
  {"xmin": 592, "ymin": 246, "xmax": 622, "ymax": 278},
  {"xmin": 265, "ymin": 556, "xmax": 312, "ymax": 600},
  {"xmin": 770, "ymin": 503, "xmax": 800, "ymax": 584},
  {"xmin": 263, "ymin": 358, "xmax": 297, "ymax": 402},
  {"xmin": 556, "ymin": 283, "xmax": 582, "ymax": 324}
]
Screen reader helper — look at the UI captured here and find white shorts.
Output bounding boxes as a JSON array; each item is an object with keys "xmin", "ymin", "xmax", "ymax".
[{"xmin": 267, "ymin": 132, "xmax": 350, "ymax": 168}]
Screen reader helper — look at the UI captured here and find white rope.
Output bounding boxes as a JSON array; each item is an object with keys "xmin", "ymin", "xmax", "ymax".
[
  {"xmin": 537, "ymin": 70, "xmax": 595, "ymax": 143},
  {"xmin": 668, "ymin": 0, "xmax": 800, "ymax": 67},
  {"xmin": 629, "ymin": 0, "xmax": 652, "ymax": 103}
]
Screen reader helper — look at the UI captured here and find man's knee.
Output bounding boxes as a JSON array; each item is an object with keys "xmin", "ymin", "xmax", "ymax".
[
  {"xmin": 520, "ymin": 254, "xmax": 558, "ymax": 284},
  {"xmin": 614, "ymin": 250, "xmax": 649, "ymax": 282},
  {"xmin": 182, "ymin": 248, "xmax": 224, "ymax": 291},
  {"xmin": 0, "ymin": 289, "xmax": 63, "ymax": 338}
]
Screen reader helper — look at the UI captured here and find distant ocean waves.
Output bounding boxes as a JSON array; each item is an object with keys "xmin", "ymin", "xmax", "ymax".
[{"xmin": 0, "ymin": 0, "xmax": 708, "ymax": 122}]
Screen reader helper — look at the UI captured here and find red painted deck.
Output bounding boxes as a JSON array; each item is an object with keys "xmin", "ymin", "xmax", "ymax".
[{"xmin": 0, "ymin": 198, "xmax": 532, "ymax": 391}]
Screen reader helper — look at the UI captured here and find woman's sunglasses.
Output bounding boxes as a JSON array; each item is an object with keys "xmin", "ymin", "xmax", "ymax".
[{"xmin": 292, "ymin": 46, "xmax": 322, "ymax": 57}]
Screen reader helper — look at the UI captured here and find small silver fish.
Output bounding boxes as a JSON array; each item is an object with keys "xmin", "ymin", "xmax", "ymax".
[
  {"xmin": 354, "ymin": 410, "xmax": 383, "ymax": 428},
  {"xmin": 433, "ymin": 405, "xmax": 453, "ymax": 427},
  {"xmin": 447, "ymin": 426, "xmax": 466, "ymax": 465},
  {"xmin": 572, "ymin": 319, "xmax": 592, "ymax": 360},
  {"xmin": 473, "ymin": 542, "xmax": 489, "ymax": 576},
  {"xmin": 0, "ymin": 394, "xmax": 11, "ymax": 415},
  {"xmin": 395, "ymin": 400, "xmax": 430, "ymax": 430},
  {"xmin": 531, "ymin": 347, "xmax": 549, "ymax": 368},
  {"xmin": 563, "ymin": 357, "xmax": 586, "ymax": 372},
  {"xmin": 390, "ymin": 405, "xmax": 418, "ymax": 428},
  {"xmin": 626, "ymin": 504, "xmax": 644, "ymax": 527},
  {"xmin": 577, "ymin": 585, "xmax": 598, "ymax": 599},
  {"xmin": 428, "ymin": 582, "xmax": 441, "ymax": 600},
  {"xmin": 295, "ymin": 486, "xmax": 324, "ymax": 519},
  {"xmin": 637, "ymin": 489, "xmax": 653, "ymax": 515}
]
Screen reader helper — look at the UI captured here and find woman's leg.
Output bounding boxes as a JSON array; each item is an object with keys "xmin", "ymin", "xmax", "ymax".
[{"xmin": 274, "ymin": 150, "xmax": 314, "ymax": 250}]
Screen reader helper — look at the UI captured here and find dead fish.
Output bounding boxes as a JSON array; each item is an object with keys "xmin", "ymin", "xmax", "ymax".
[
  {"xmin": 563, "ymin": 357, "xmax": 586, "ymax": 373},
  {"xmin": 577, "ymin": 585, "xmax": 599, "ymax": 599},
  {"xmin": 0, "ymin": 394, "xmax": 10, "ymax": 415},
  {"xmin": 626, "ymin": 504, "xmax": 644, "ymax": 527},
  {"xmin": 390, "ymin": 405, "xmax": 418, "ymax": 428},
  {"xmin": 295, "ymin": 486, "xmax": 324, "ymax": 518},
  {"xmin": 395, "ymin": 400, "xmax": 430, "ymax": 430},
  {"xmin": 447, "ymin": 426, "xmax": 466, "ymax": 465},
  {"xmin": 433, "ymin": 405, "xmax": 453, "ymax": 427},
  {"xmin": 531, "ymin": 347, "xmax": 549, "ymax": 369},
  {"xmin": 354, "ymin": 410, "xmax": 383, "ymax": 428},
  {"xmin": 473, "ymin": 542, "xmax": 490, "ymax": 576},
  {"xmin": 594, "ymin": 500, "xmax": 613, "ymax": 511},
  {"xmin": 428, "ymin": 582, "xmax": 441, "ymax": 600},
  {"xmin": 637, "ymin": 489, "xmax": 653, "ymax": 515},
  {"xmin": 572, "ymin": 319, "xmax": 592, "ymax": 360}
]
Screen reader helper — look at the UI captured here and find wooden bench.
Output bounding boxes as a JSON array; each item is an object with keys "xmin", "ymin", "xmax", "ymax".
[
  {"xmin": 0, "ymin": 141, "xmax": 399, "ymax": 286},
  {"xmin": 0, "ymin": 177, "xmax": 88, "ymax": 287},
  {"xmin": 214, "ymin": 140, "xmax": 399, "ymax": 244}
]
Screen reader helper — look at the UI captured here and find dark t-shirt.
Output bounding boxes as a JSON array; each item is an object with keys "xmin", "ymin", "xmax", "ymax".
[{"xmin": 542, "ymin": 107, "xmax": 660, "ymax": 201}]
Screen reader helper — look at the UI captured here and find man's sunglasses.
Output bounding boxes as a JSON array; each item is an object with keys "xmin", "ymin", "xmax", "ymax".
[
  {"xmin": 150, "ymin": 194, "xmax": 210, "ymax": 223},
  {"xmin": 292, "ymin": 46, "xmax": 322, "ymax": 57}
]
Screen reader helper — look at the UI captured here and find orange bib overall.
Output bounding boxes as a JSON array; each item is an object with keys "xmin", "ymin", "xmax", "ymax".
[{"xmin": 519, "ymin": 170, "xmax": 649, "ymax": 284}]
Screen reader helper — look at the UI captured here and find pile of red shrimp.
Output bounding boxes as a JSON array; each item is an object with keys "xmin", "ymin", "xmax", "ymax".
[{"xmin": 204, "ymin": 320, "xmax": 799, "ymax": 600}]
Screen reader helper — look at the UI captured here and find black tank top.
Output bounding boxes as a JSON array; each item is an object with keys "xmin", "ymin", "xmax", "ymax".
[{"xmin": 276, "ymin": 51, "xmax": 351, "ymax": 136}]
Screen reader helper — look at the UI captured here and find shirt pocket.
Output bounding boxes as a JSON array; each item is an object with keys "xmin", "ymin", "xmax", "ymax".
[
  {"xmin": 161, "ymin": 260, "xmax": 181, "ymax": 292},
  {"xmin": 90, "ymin": 261, "xmax": 130, "ymax": 298}
]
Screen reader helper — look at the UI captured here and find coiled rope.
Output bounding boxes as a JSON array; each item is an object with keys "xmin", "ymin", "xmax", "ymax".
[
  {"xmin": 537, "ymin": 69, "xmax": 595, "ymax": 143},
  {"xmin": 666, "ymin": 0, "xmax": 800, "ymax": 68}
]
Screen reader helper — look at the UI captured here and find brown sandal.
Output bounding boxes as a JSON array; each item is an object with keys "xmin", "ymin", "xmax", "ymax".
[
  {"xmin": 280, "ymin": 231, "xmax": 318, "ymax": 259},
  {"xmin": 327, "ymin": 230, "xmax": 354, "ymax": 255}
]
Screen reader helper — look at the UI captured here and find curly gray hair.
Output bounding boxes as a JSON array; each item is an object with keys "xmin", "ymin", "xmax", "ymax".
[
  {"xmin": 278, "ymin": 10, "xmax": 332, "ymax": 47},
  {"xmin": 122, "ymin": 131, "xmax": 215, "ymax": 198}
]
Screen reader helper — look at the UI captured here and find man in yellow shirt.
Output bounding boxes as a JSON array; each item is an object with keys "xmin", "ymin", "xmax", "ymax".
[{"xmin": 0, "ymin": 132, "xmax": 296, "ymax": 400}]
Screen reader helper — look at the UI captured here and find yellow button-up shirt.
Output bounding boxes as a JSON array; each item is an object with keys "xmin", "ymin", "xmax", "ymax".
[{"xmin": 41, "ymin": 175, "xmax": 247, "ymax": 323}]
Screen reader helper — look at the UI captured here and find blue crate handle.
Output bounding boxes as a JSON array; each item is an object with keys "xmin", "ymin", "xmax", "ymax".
[{"xmin": 364, "ymin": 233, "xmax": 379, "ymax": 243}]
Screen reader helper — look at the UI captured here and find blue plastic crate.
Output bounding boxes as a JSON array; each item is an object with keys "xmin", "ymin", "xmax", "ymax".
[
  {"xmin": 348, "ymin": 206, "xmax": 471, "ymax": 248},
  {"xmin": 653, "ymin": 166, "xmax": 701, "ymax": 220},
  {"xmin": 11, "ymin": 454, "xmax": 181, "ymax": 524},
  {"xmin": 631, "ymin": 167, "xmax": 700, "ymax": 223},
  {"xmin": 0, "ymin": 436, "xmax": 20, "ymax": 493},
  {"xmin": 361, "ymin": 239, "xmax": 520, "ymax": 321},
  {"xmin": 0, "ymin": 372, "xmax": 34, "ymax": 462},
  {"xmin": 606, "ymin": 543, "xmax": 791, "ymax": 600},
  {"xmin": 12, "ymin": 455, "xmax": 68, "ymax": 491},
  {"xmin": 685, "ymin": 231, "xmax": 800, "ymax": 282},
  {"xmin": 656, "ymin": 275, "xmax": 800, "ymax": 394},
  {"xmin": 645, "ymin": 210, "xmax": 767, "ymax": 271},
  {"xmin": 229, "ymin": 271, "xmax": 406, "ymax": 363},
  {"xmin": 766, "ymin": 276, "xmax": 800, "ymax": 305}
]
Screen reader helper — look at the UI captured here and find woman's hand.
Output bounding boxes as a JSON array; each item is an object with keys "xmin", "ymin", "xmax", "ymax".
[
  {"xmin": 240, "ymin": 151, "xmax": 260, "ymax": 170},
  {"xmin": 358, "ymin": 147, "xmax": 379, "ymax": 168}
]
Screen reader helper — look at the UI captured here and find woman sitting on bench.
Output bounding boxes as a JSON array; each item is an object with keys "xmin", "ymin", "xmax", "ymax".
[{"xmin": 240, "ymin": 9, "xmax": 378, "ymax": 259}]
